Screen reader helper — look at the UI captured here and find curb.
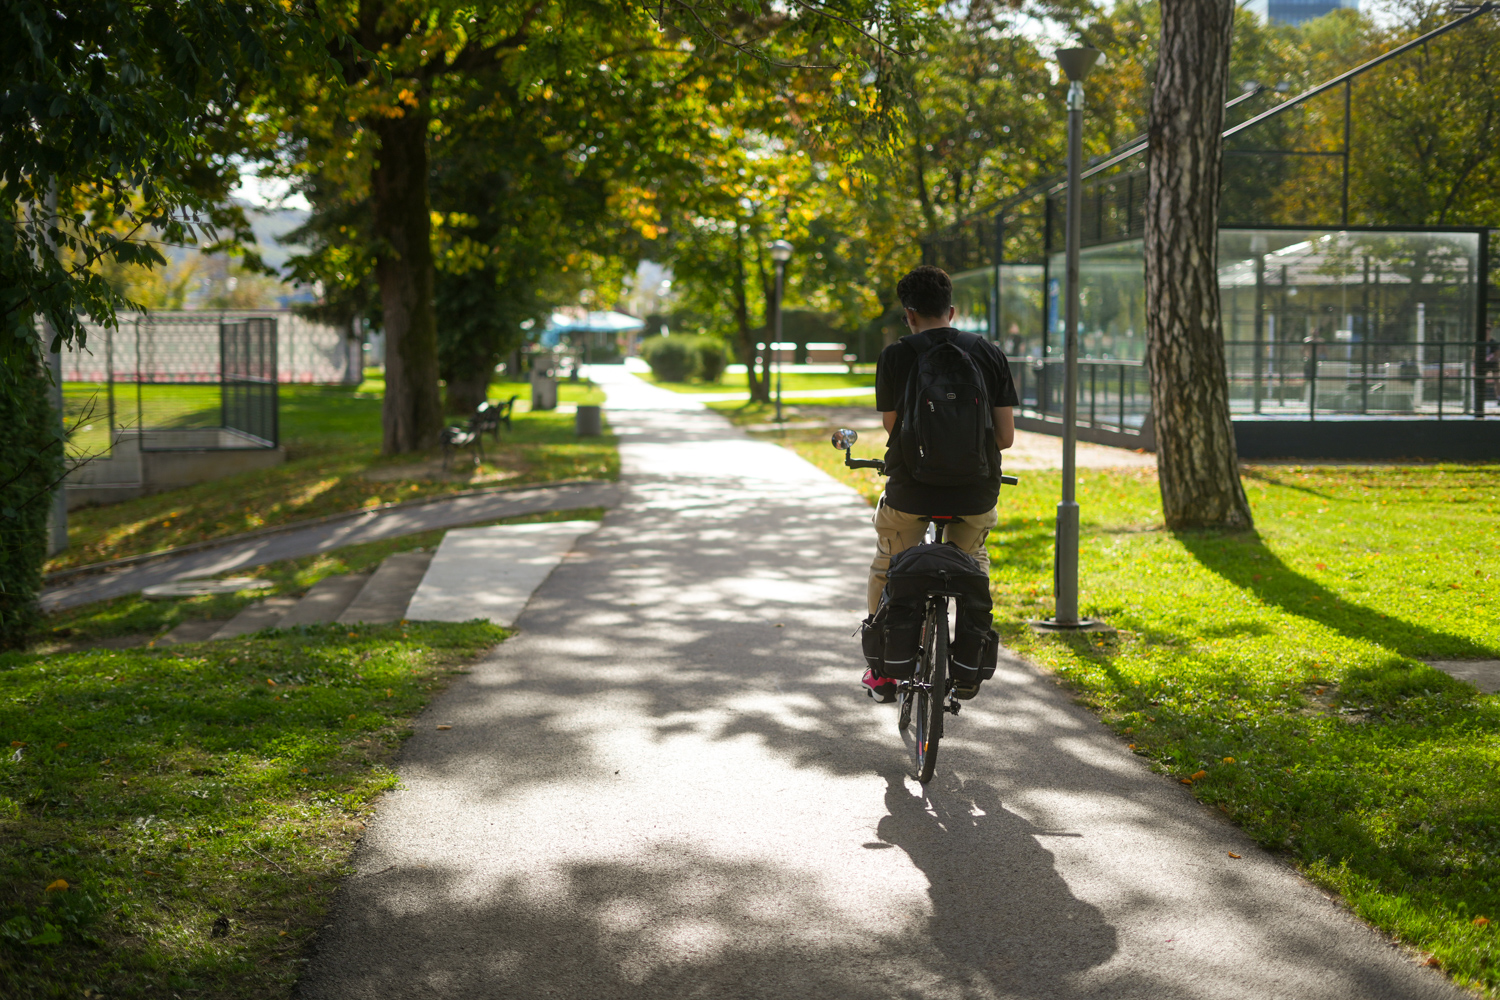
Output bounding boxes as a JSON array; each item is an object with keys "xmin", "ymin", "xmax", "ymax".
[{"xmin": 43, "ymin": 478, "xmax": 615, "ymax": 584}]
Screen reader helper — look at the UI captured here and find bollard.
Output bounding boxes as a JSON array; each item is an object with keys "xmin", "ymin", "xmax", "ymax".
[{"xmin": 575, "ymin": 404, "xmax": 602, "ymax": 437}]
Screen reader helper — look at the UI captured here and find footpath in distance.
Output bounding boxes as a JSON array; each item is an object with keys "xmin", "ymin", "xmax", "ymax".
[{"xmin": 298, "ymin": 366, "xmax": 1459, "ymax": 1000}]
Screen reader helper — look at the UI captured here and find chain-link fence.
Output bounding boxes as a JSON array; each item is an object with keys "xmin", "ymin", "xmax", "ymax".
[{"xmin": 60, "ymin": 313, "xmax": 281, "ymax": 461}]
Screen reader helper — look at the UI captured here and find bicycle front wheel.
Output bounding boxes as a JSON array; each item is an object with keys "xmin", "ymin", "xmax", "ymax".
[{"xmin": 912, "ymin": 599, "xmax": 948, "ymax": 783}]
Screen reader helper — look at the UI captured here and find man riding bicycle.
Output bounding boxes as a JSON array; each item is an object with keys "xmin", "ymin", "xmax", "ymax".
[{"xmin": 862, "ymin": 265, "xmax": 1018, "ymax": 702}]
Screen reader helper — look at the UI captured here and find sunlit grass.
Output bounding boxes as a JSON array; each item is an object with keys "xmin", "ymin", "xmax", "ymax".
[{"xmin": 52, "ymin": 380, "xmax": 618, "ymax": 573}]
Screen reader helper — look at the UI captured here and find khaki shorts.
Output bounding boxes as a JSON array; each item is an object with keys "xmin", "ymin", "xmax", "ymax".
[{"xmin": 867, "ymin": 494, "xmax": 998, "ymax": 614}]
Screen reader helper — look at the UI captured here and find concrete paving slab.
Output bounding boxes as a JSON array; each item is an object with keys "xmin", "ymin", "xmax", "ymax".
[
  {"xmin": 278, "ymin": 574, "xmax": 370, "ymax": 627},
  {"xmin": 337, "ymin": 552, "xmax": 432, "ymax": 625},
  {"xmin": 404, "ymin": 521, "xmax": 599, "ymax": 626},
  {"xmin": 157, "ymin": 619, "xmax": 227, "ymax": 645},
  {"xmin": 41, "ymin": 480, "xmax": 619, "ymax": 612},
  {"xmin": 299, "ymin": 366, "xmax": 1462, "ymax": 1000},
  {"xmin": 211, "ymin": 597, "xmax": 297, "ymax": 640},
  {"xmin": 1426, "ymin": 659, "xmax": 1500, "ymax": 694}
]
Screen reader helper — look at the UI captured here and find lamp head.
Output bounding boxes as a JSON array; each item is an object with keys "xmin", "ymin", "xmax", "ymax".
[
  {"xmin": 769, "ymin": 239, "xmax": 794, "ymax": 263},
  {"xmin": 1056, "ymin": 46, "xmax": 1104, "ymax": 83}
]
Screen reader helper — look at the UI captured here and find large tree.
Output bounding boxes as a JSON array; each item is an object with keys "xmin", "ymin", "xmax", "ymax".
[
  {"xmin": 1143, "ymin": 0, "xmax": 1253, "ymax": 530},
  {"xmin": 277, "ymin": 1, "xmax": 928, "ymax": 454}
]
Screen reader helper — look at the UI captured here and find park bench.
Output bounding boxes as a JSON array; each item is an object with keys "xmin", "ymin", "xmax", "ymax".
[
  {"xmin": 440, "ymin": 395, "xmax": 518, "ymax": 468},
  {"xmin": 472, "ymin": 395, "xmax": 517, "ymax": 440}
]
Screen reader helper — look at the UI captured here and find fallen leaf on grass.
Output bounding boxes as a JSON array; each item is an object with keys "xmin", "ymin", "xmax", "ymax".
[
  {"xmin": 266, "ymin": 678, "xmax": 277, "ymax": 686},
  {"xmin": 1222, "ymin": 757, "xmax": 1235, "ymax": 763},
  {"xmin": 145, "ymin": 870, "xmax": 160, "ymax": 876},
  {"xmin": 10, "ymin": 740, "xmax": 25, "ymax": 748},
  {"xmin": 1227, "ymin": 852, "xmax": 1242, "ymax": 859},
  {"xmin": 1190, "ymin": 770, "xmax": 1208, "ymax": 781},
  {"xmin": 1424, "ymin": 955, "xmax": 1441, "ymax": 967},
  {"xmin": 1474, "ymin": 916, "xmax": 1490, "ymax": 927},
  {"xmin": 45, "ymin": 879, "xmax": 68, "ymax": 892},
  {"xmin": 1180, "ymin": 778, "xmax": 1193, "ymax": 785},
  {"xmin": 55, "ymin": 742, "xmax": 68, "ymax": 749}
]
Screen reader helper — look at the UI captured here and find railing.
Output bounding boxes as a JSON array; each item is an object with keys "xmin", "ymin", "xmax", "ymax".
[
  {"xmin": 1225, "ymin": 340, "xmax": 1490, "ymax": 419},
  {"xmin": 1014, "ymin": 340, "xmax": 1493, "ymax": 435},
  {"xmin": 1014, "ymin": 358, "xmax": 1151, "ymax": 434}
]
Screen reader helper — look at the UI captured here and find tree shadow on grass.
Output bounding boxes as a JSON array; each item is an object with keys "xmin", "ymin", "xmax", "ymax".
[{"xmin": 1176, "ymin": 530, "xmax": 1498, "ymax": 662}]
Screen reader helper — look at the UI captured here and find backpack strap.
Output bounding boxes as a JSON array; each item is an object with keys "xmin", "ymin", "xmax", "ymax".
[{"xmin": 899, "ymin": 331, "xmax": 934, "ymax": 357}]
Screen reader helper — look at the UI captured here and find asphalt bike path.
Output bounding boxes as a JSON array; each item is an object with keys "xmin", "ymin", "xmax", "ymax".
[{"xmin": 297, "ymin": 368, "xmax": 1458, "ymax": 999}]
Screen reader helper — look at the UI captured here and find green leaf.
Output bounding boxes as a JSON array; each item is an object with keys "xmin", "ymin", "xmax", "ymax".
[{"xmin": 25, "ymin": 923, "xmax": 63, "ymax": 947}]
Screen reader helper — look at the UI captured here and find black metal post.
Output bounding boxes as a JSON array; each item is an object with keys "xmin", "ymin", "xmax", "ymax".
[
  {"xmin": 774, "ymin": 259, "xmax": 785, "ymax": 425},
  {"xmin": 1341, "ymin": 79, "xmax": 1352, "ymax": 227},
  {"xmin": 1254, "ymin": 251, "xmax": 1266, "ymax": 413},
  {"xmin": 993, "ymin": 211, "xmax": 1005, "ymax": 343},
  {"xmin": 1477, "ymin": 228, "xmax": 1489, "ymax": 419}
]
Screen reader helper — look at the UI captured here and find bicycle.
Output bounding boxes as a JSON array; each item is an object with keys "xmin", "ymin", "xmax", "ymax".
[{"xmin": 832, "ymin": 427, "xmax": 1017, "ymax": 783}]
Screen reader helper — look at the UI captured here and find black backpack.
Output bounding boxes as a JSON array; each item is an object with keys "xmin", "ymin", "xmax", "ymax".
[{"xmin": 897, "ymin": 331, "xmax": 994, "ymax": 487}]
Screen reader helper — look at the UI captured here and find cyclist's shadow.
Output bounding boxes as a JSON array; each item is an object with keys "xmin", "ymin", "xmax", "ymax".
[{"xmin": 875, "ymin": 769, "xmax": 1117, "ymax": 988}]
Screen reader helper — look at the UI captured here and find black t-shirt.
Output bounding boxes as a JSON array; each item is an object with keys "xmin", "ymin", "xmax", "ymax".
[{"xmin": 875, "ymin": 328, "xmax": 1020, "ymax": 516}]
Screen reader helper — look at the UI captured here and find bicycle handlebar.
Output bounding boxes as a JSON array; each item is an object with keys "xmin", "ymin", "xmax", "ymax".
[{"xmin": 843, "ymin": 452, "xmax": 1019, "ymax": 487}]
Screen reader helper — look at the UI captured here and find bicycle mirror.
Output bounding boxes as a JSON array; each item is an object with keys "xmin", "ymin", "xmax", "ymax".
[{"xmin": 831, "ymin": 428, "xmax": 858, "ymax": 451}]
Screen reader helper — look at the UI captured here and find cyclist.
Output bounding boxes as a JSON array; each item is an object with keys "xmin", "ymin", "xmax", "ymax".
[{"xmin": 862, "ymin": 265, "xmax": 1018, "ymax": 701}]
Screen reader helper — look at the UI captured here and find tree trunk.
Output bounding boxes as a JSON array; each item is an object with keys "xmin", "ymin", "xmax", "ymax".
[
  {"xmin": 733, "ymin": 226, "xmax": 769, "ymax": 403},
  {"xmin": 1144, "ymin": 0, "xmax": 1253, "ymax": 530},
  {"xmin": 445, "ymin": 369, "xmax": 491, "ymax": 415},
  {"xmin": 370, "ymin": 110, "xmax": 444, "ymax": 454}
]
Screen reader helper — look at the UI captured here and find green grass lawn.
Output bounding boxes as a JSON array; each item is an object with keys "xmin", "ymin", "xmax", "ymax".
[
  {"xmin": 638, "ymin": 371, "xmax": 874, "ymax": 394},
  {"xmin": 793, "ymin": 434, "xmax": 1500, "ymax": 993},
  {"xmin": 0, "ymin": 619, "xmax": 504, "ymax": 999},
  {"xmin": 52, "ymin": 377, "xmax": 617, "ymax": 573}
]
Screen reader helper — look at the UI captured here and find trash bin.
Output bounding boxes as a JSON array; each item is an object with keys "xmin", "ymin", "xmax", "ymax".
[
  {"xmin": 530, "ymin": 373, "xmax": 558, "ymax": 411},
  {"xmin": 575, "ymin": 404, "xmax": 602, "ymax": 437}
]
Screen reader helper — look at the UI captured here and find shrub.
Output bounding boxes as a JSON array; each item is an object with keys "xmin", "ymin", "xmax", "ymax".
[
  {"xmin": 640, "ymin": 334, "xmax": 700, "ymax": 382},
  {"xmin": 640, "ymin": 334, "xmax": 729, "ymax": 384},
  {"xmin": 695, "ymin": 338, "xmax": 728, "ymax": 383},
  {"xmin": 0, "ymin": 356, "xmax": 64, "ymax": 647}
]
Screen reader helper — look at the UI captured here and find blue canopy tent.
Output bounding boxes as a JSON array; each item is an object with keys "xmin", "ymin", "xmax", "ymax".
[{"xmin": 540, "ymin": 311, "xmax": 643, "ymax": 361}]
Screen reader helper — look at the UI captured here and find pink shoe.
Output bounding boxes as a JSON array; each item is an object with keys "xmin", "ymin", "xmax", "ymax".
[{"xmin": 862, "ymin": 668, "xmax": 898, "ymax": 703}]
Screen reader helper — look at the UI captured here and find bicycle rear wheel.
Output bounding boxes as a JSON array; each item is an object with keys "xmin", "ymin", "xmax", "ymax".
[{"xmin": 912, "ymin": 599, "xmax": 947, "ymax": 783}]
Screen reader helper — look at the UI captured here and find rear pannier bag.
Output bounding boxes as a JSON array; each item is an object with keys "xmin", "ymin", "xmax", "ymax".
[
  {"xmin": 884, "ymin": 541, "xmax": 994, "ymax": 684},
  {"xmin": 950, "ymin": 624, "xmax": 999, "ymax": 688}
]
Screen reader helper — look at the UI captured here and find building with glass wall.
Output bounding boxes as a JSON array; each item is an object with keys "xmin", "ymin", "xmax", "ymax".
[{"xmin": 931, "ymin": 9, "xmax": 1499, "ymax": 459}]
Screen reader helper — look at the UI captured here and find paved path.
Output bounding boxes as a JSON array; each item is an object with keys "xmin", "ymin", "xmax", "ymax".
[
  {"xmin": 41, "ymin": 481, "xmax": 618, "ymax": 612},
  {"xmin": 299, "ymin": 369, "xmax": 1457, "ymax": 1000}
]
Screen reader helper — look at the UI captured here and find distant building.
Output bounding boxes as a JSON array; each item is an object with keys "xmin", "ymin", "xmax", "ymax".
[{"xmin": 1245, "ymin": 0, "xmax": 1358, "ymax": 26}]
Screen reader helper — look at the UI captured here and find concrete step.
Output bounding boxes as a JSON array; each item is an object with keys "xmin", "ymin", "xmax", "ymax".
[
  {"xmin": 277, "ymin": 573, "xmax": 370, "ymax": 627},
  {"xmin": 337, "ymin": 551, "xmax": 433, "ymax": 625},
  {"xmin": 405, "ymin": 521, "xmax": 598, "ymax": 627},
  {"xmin": 158, "ymin": 619, "xmax": 229, "ymax": 646},
  {"xmin": 211, "ymin": 597, "xmax": 298, "ymax": 641}
]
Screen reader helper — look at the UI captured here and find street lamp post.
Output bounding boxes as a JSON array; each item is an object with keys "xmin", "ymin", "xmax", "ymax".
[
  {"xmin": 1037, "ymin": 46, "xmax": 1108, "ymax": 633},
  {"xmin": 769, "ymin": 239, "xmax": 793, "ymax": 424}
]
